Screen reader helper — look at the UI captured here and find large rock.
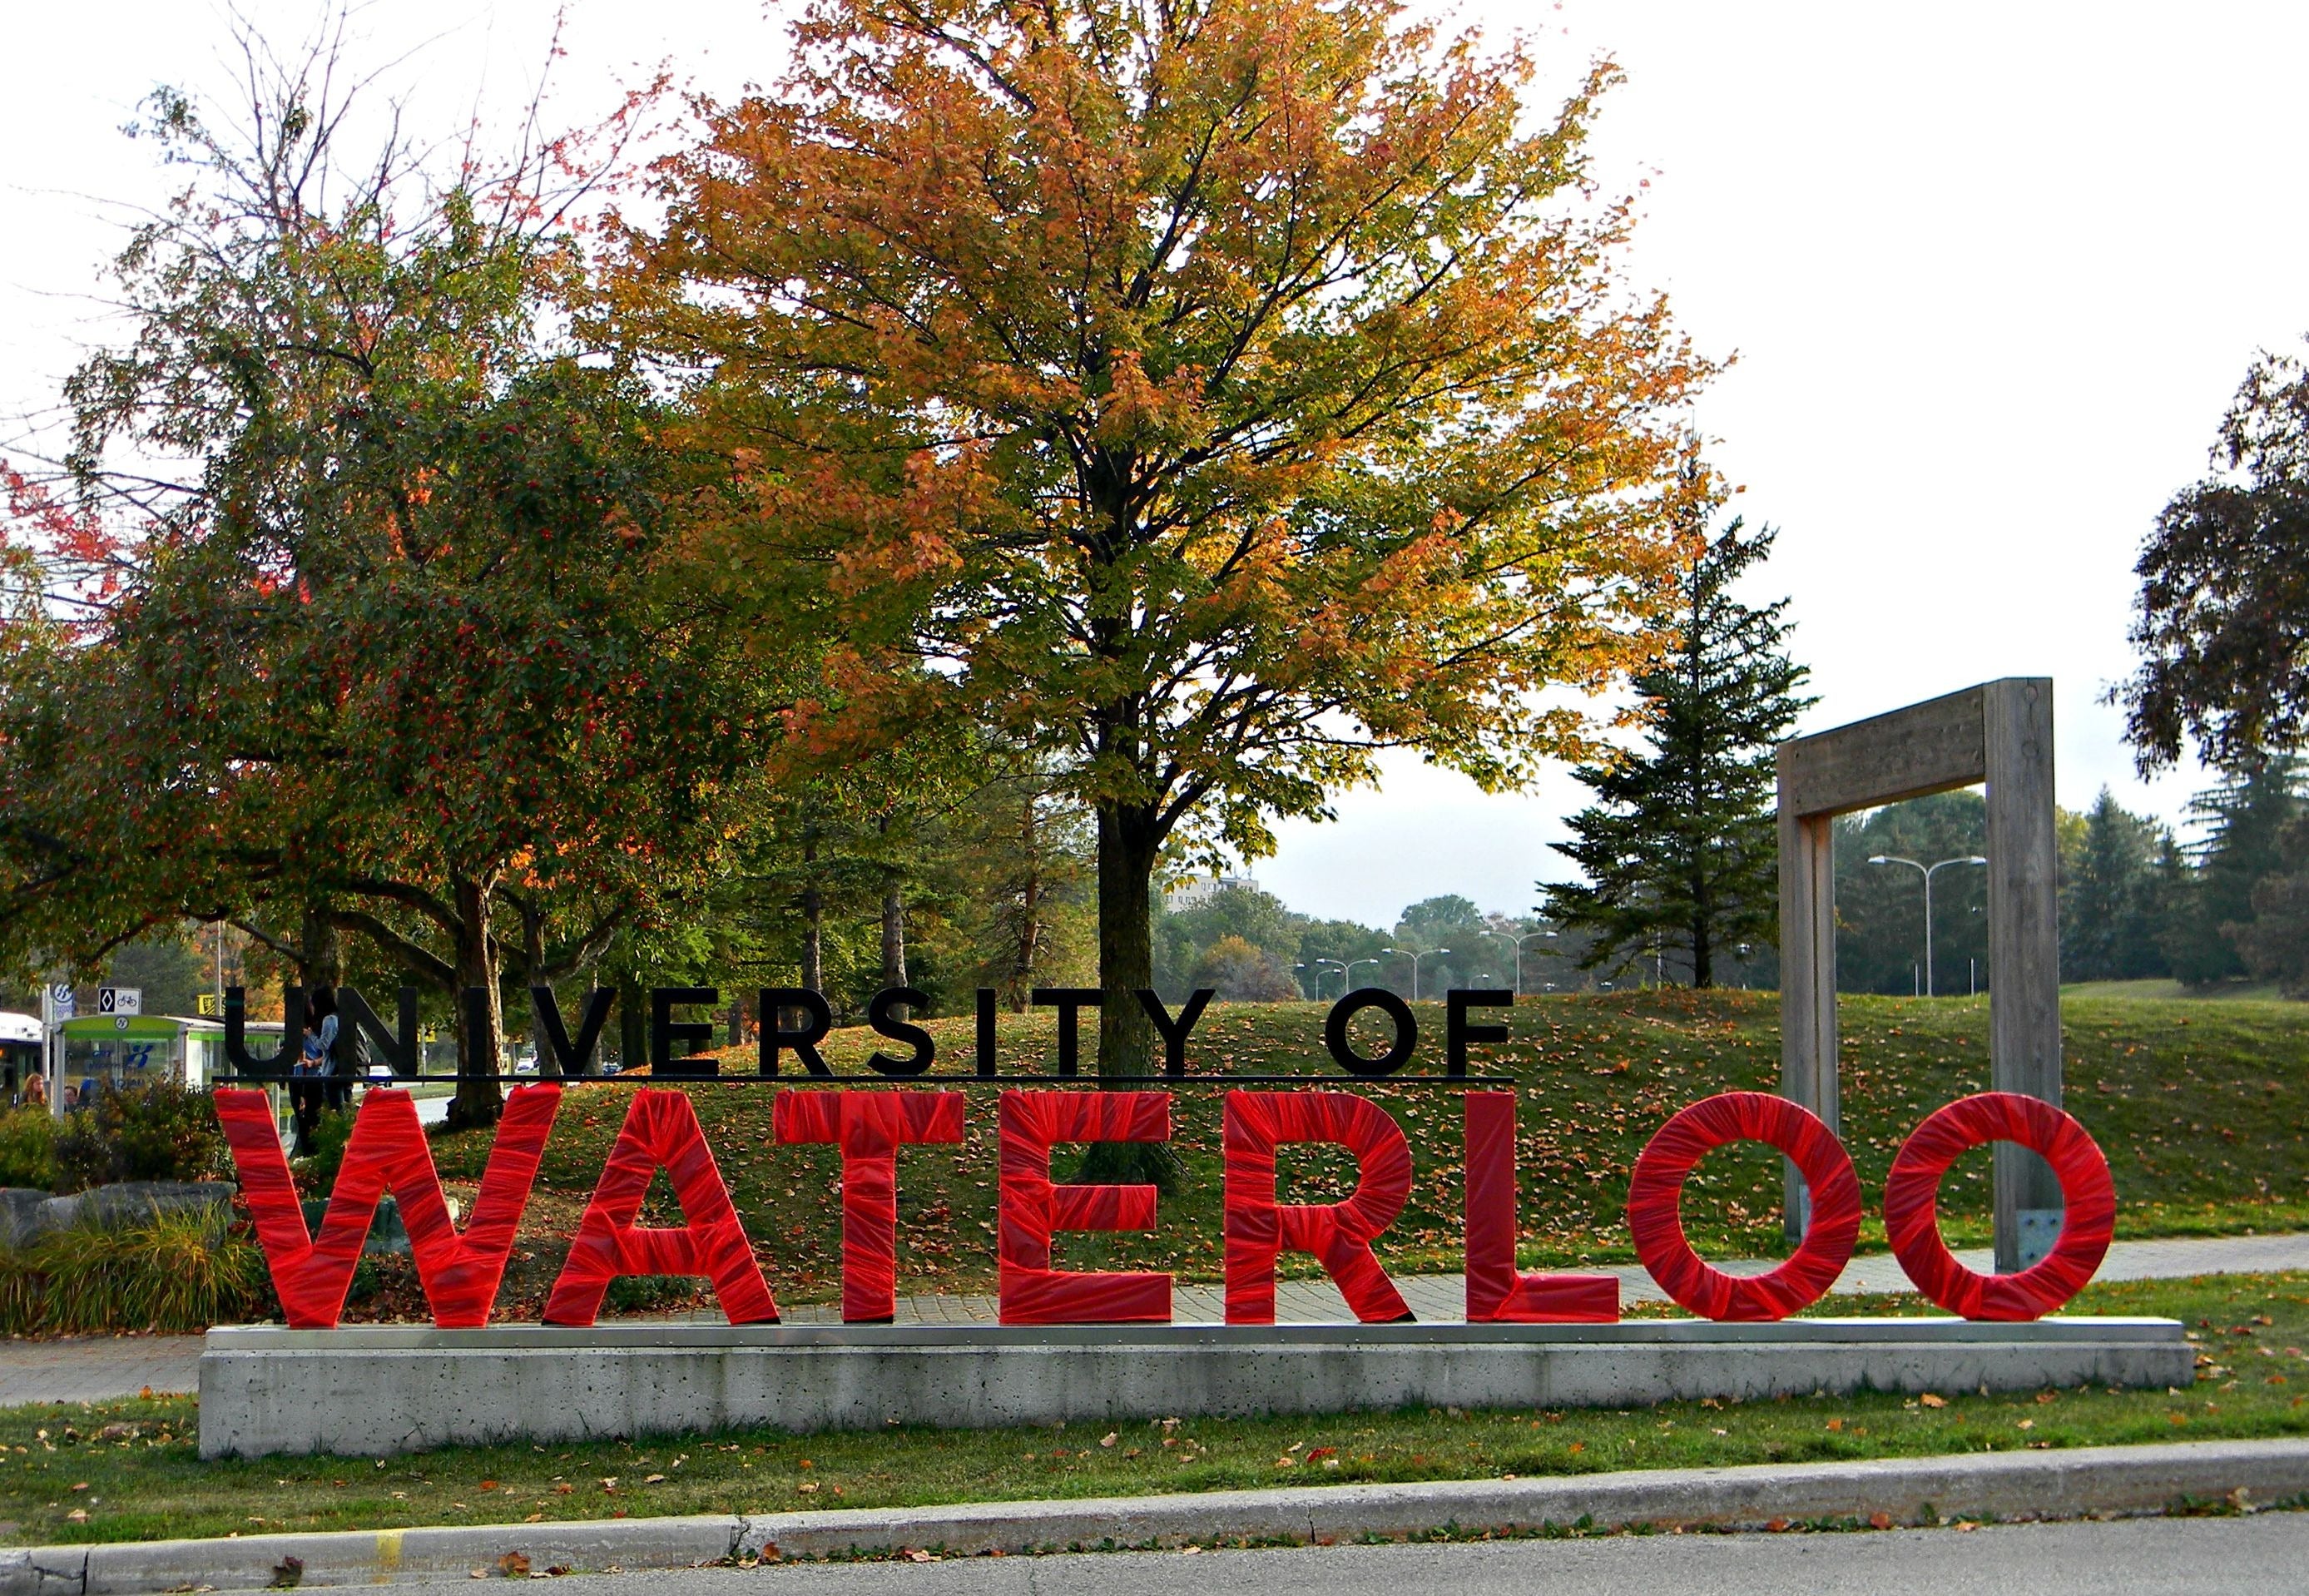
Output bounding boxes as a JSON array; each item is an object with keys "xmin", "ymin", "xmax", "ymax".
[
  {"xmin": 299, "ymin": 1194, "xmax": 410, "ymax": 1255},
  {"xmin": 0, "ymin": 1187, "xmax": 51, "ymax": 1250},
  {"xmin": 37, "ymin": 1180, "xmax": 237, "ymax": 1237}
]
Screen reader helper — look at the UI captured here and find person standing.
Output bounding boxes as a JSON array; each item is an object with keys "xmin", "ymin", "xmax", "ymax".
[
  {"xmin": 310, "ymin": 987, "xmax": 348, "ymax": 1113},
  {"xmin": 291, "ymin": 1004, "xmax": 325, "ymax": 1156},
  {"xmin": 21, "ymin": 1070, "xmax": 45, "ymax": 1111}
]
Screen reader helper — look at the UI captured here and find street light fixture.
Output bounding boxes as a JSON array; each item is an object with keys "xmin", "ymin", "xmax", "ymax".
[
  {"xmin": 1382, "ymin": 947, "xmax": 1451, "ymax": 1001},
  {"xmin": 1295, "ymin": 958, "xmax": 1350, "ymax": 998},
  {"xmin": 1343, "ymin": 956, "xmax": 1382, "ymax": 989},
  {"xmin": 1478, "ymin": 928, "xmax": 1559, "ymax": 995},
  {"xmin": 1866, "ymin": 854, "xmax": 1987, "ymax": 997}
]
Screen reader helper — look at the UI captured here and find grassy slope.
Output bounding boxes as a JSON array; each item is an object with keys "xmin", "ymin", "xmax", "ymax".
[
  {"xmin": 389, "ymin": 990, "xmax": 2309, "ymax": 1319},
  {"xmin": 2064, "ymin": 979, "xmax": 2286, "ymax": 1003},
  {"xmin": 13, "ymin": 1271, "xmax": 2309, "ymax": 1548}
]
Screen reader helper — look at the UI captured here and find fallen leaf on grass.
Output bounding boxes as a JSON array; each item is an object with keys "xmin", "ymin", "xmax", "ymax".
[{"xmin": 1920, "ymin": 1394, "xmax": 1947, "ymax": 1409}]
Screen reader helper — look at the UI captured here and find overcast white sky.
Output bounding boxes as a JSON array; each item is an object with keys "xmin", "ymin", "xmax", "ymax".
[{"xmin": 5, "ymin": 2, "xmax": 2304, "ymax": 929}]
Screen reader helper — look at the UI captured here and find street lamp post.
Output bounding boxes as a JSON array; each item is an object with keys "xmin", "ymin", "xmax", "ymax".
[
  {"xmin": 1382, "ymin": 947, "xmax": 1451, "ymax": 1001},
  {"xmin": 1866, "ymin": 854, "xmax": 1988, "ymax": 996},
  {"xmin": 1295, "ymin": 959, "xmax": 1350, "ymax": 997},
  {"xmin": 1479, "ymin": 929, "xmax": 1558, "ymax": 994}
]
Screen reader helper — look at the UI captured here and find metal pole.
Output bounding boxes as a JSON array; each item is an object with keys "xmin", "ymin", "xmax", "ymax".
[{"xmin": 1923, "ymin": 864, "xmax": 1934, "ymax": 997}]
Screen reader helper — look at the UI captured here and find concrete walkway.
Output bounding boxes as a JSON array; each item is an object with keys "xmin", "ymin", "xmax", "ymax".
[{"xmin": 7, "ymin": 1230, "xmax": 2304, "ymax": 1408}]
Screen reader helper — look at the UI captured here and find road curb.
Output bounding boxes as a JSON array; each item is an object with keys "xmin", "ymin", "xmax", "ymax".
[{"xmin": 6, "ymin": 1437, "xmax": 2307, "ymax": 1593}]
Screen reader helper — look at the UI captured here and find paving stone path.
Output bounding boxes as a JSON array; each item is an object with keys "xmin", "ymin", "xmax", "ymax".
[{"xmin": 7, "ymin": 1230, "xmax": 2304, "ymax": 1407}]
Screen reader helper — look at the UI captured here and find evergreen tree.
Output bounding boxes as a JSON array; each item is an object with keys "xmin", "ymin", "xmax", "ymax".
[
  {"xmin": 1543, "ymin": 520, "xmax": 1813, "ymax": 987},
  {"xmin": 2060, "ymin": 788, "xmax": 2173, "ymax": 983},
  {"xmin": 2164, "ymin": 758, "xmax": 2304, "ymax": 985}
]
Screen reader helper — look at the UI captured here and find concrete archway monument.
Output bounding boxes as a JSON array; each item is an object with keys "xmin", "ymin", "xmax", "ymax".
[{"xmin": 1776, "ymin": 677, "xmax": 2064, "ymax": 1272}]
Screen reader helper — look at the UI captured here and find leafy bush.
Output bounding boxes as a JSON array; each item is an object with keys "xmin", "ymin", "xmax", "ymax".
[
  {"xmin": 52, "ymin": 1080, "xmax": 230, "ymax": 1193},
  {"xmin": 0, "ymin": 1208, "xmax": 268, "ymax": 1334},
  {"xmin": 299, "ymin": 1107, "xmax": 355, "ymax": 1194},
  {"xmin": 0, "ymin": 1108, "xmax": 56, "ymax": 1189}
]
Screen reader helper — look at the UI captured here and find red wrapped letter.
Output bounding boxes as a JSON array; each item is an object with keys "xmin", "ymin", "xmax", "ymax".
[
  {"xmin": 1884, "ymin": 1092, "xmax": 2115, "ymax": 1321},
  {"xmin": 1462, "ymin": 1093, "xmax": 1618, "ymax": 1322},
  {"xmin": 543, "ymin": 1089, "xmax": 777, "ymax": 1326},
  {"xmin": 216, "ymin": 1084, "xmax": 561, "ymax": 1330},
  {"xmin": 997, "ymin": 1090, "xmax": 1172, "ymax": 1325},
  {"xmin": 1627, "ymin": 1091, "xmax": 1861, "ymax": 1321},
  {"xmin": 773, "ymin": 1089, "xmax": 965, "ymax": 1322},
  {"xmin": 1224, "ymin": 1091, "xmax": 1413, "ymax": 1324}
]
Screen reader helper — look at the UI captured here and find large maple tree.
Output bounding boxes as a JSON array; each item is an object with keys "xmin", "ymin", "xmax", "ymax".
[{"xmin": 611, "ymin": 0, "xmax": 1715, "ymax": 1079}]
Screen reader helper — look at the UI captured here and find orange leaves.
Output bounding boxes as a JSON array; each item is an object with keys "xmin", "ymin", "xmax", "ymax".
[{"xmin": 614, "ymin": 0, "xmax": 1713, "ymax": 910}]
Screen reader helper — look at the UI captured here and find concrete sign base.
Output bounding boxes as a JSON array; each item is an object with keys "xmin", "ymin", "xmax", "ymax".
[{"xmin": 199, "ymin": 1317, "xmax": 2191, "ymax": 1460}]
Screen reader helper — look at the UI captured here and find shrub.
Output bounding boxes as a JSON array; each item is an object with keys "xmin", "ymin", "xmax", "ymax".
[
  {"xmin": 52, "ymin": 1079, "xmax": 230, "ymax": 1193},
  {"xmin": 298, "ymin": 1106, "xmax": 355, "ymax": 1196},
  {"xmin": 0, "ymin": 1108, "xmax": 56, "ymax": 1189}
]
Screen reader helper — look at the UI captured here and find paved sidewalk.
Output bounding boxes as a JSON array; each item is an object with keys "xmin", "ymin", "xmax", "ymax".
[{"xmin": 7, "ymin": 1230, "xmax": 2305, "ymax": 1408}]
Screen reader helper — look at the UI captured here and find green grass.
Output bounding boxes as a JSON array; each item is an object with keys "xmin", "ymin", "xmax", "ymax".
[
  {"xmin": 380, "ymin": 990, "xmax": 2309, "ymax": 1319},
  {"xmin": 11, "ymin": 1270, "xmax": 2308, "ymax": 1548},
  {"xmin": 2063, "ymin": 980, "xmax": 2287, "ymax": 1003}
]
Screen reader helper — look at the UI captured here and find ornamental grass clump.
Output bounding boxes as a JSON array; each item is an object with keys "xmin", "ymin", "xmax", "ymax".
[{"xmin": 0, "ymin": 1208, "xmax": 266, "ymax": 1335}]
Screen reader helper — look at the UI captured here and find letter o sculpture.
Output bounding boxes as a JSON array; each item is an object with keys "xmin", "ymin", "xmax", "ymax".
[
  {"xmin": 1627, "ymin": 1091, "xmax": 1861, "ymax": 1321},
  {"xmin": 1883, "ymin": 1092, "xmax": 2115, "ymax": 1321}
]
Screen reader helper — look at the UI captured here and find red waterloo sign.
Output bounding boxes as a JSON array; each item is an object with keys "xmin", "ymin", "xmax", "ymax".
[{"xmin": 211, "ymin": 985, "xmax": 2118, "ymax": 1335}]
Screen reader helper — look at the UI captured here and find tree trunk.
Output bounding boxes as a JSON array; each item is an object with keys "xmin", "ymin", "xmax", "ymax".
[
  {"xmin": 617, "ymin": 977, "xmax": 647, "ymax": 1074},
  {"xmin": 450, "ymin": 875, "xmax": 503, "ymax": 1128},
  {"xmin": 1010, "ymin": 789, "xmax": 1040, "ymax": 1012},
  {"xmin": 298, "ymin": 904, "xmax": 342, "ymax": 989},
  {"xmin": 1083, "ymin": 799, "xmax": 1172, "ymax": 1186},
  {"xmin": 802, "ymin": 887, "xmax": 824, "ymax": 994},
  {"xmin": 880, "ymin": 880, "xmax": 907, "ymax": 991},
  {"xmin": 800, "ymin": 835, "xmax": 824, "ymax": 994},
  {"xmin": 1094, "ymin": 800, "xmax": 1159, "ymax": 1081}
]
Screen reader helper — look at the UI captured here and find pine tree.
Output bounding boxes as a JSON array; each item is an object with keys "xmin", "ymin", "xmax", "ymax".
[
  {"xmin": 2060, "ymin": 788, "xmax": 2172, "ymax": 983},
  {"xmin": 1543, "ymin": 520, "xmax": 1813, "ymax": 987},
  {"xmin": 2164, "ymin": 758, "xmax": 2303, "ymax": 985}
]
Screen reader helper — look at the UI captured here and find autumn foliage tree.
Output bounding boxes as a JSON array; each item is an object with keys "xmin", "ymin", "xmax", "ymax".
[{"xmin": 613, "ymin": 0, "xmax": 1713, "ymax": 1084}]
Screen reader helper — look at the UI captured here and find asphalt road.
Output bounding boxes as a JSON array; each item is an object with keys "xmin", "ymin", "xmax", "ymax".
[{"xmin": 382, "ymin": 1513, "xmax": 2306, "ymax": 1595}]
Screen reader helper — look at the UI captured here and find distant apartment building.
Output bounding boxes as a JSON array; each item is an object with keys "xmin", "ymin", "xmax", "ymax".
[{"xmin": 1163, "ymin": 874, "xmax": 1260, "ymax": 911}]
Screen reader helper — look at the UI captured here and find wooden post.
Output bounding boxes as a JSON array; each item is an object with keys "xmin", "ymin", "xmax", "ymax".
[
  {"xmin": 1984, "ymin": 678, "xmax": 2064, "ymax": 1271},
  {"xmin": 1778, "ymin": 803, "xmax": 1838, "ymax": 1244}
]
